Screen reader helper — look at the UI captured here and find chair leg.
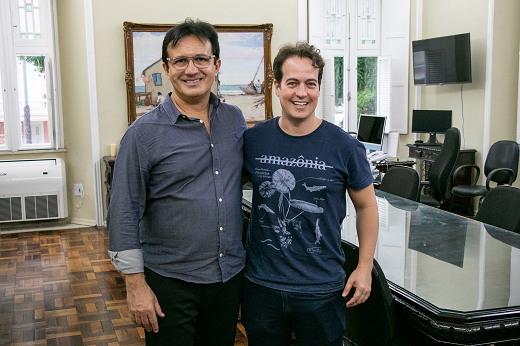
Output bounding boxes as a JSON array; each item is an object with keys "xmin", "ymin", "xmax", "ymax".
[{"xmin": 449, "ymin": 195, "xmax": 456, "ymax": 212}]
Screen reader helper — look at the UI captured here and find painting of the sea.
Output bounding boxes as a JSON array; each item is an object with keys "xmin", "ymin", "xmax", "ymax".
[{"xmin": 219, "ymin": 84, "xmax": 247, "ymax": 95}]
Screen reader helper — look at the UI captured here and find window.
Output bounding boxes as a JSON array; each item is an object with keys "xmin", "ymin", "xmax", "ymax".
[
  {"xmin": 334, "ymin": 56, "xmax": 344, "ymax": 128},
  {"xmin": 0, "ymin": 0, "xmax": 61, "ymax": 151},
  {"xmin": 357, "ymin": 56, "xmax": 378, "ymax": 119},
  {"xmin": 357, "ymin": 0, "xmax": 380, "ymax": 50},
  {"xmin": 325, "ymin": 0, "xmax": 343, "ymax": 48}
]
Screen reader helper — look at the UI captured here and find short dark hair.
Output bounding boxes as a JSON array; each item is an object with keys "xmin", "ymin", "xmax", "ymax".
[
  {"xmin": 273, "ymin": 42, "xmax": 325, "ymax": 87},
  {"xmin": 162, "ymin": 18, "xmax": 219, "ymax": 69}
]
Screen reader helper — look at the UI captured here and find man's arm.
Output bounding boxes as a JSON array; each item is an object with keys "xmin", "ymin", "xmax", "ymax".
[
  {"xmin": 124, "ymin": 273, "xmax": 164, "ymax": 333},
  {"xmin": 342, "ymin": 184, "xmax": 379, "ymax": 308},
  {"xmin": 107, "ymin": 128, "xmax": 164, "ymax": 333}
]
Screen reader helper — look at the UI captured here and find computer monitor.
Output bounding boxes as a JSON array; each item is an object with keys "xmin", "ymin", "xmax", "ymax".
[
  {"xmin": 357, "ymin": 115, "xmax": 387, "ymax": 151},
  {"xmin": 412, "ymin": 110, "xmax": 452, "ymax": 144}
]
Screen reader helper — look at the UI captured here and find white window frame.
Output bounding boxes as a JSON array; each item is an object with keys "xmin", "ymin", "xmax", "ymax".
[
  {"xmin": 357, "ymin": 0, "xmax": 381, "ymax": 50},
  {"xmin": 302, "ymin": 0, "xmax": 409, "ymax": 135},
  {"xmin": 0, "ymin": 0, "xmax": 63, "ymax": 152}
]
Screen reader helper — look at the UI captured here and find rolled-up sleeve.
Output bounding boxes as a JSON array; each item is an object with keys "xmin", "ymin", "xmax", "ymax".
[
  {"xmin": 106, "ymin": 125, "xmax": 150, "ymax": 273},
  {"xmin": 108, "ymin": 249, "xmax": 144, "ymax": 274}
]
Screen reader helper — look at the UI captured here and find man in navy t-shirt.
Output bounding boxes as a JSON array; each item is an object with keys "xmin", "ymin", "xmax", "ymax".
[{"xmin": 242, "ymin": 42, "xmax": 379, "ymax": 346}]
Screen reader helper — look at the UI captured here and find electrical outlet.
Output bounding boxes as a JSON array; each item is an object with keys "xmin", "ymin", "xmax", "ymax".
[{"xmin": 74, "ymin": 183, "xmax": 84, "ymax": 196}]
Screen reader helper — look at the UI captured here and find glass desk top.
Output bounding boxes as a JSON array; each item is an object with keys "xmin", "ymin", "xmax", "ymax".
[{"xmin": 242, "ymin": 189, "xmax": 520, "ymax": 315}]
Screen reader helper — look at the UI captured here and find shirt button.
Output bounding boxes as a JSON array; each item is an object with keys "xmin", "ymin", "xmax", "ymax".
[
  {"xmin": 220, "ymin": 227, "xmax": 223, "ymax": 231},
  {"xmin": 200, "ymin": 120, "xmax": 204, "ymax": 124},
  {"xmin": 219, "ymin": 198, "xmax": 222, "ymax": 202},
  {"xmin": 219, "ymin": 253, "xmax": 223, "ymax": 257},
  {"xmin": 211, "ymin": 144, "xmax": 214, "ymax": 147},
  {"xmin": 215, "ymin": 171, "xmax": 219, "ymax": 175}
]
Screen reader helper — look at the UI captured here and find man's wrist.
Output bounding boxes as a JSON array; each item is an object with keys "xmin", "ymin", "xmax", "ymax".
[{"xmin": 124, "ymin": 272, "xmax": 147, "ymax": 288}]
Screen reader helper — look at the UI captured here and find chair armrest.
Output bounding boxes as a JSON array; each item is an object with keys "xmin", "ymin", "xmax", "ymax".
[
  {"xmin": 486, "ymin": 168, "xmax": 515, "ymax": 190},
  {"xmin": 418, "ymin": 180, "xmax": 430, "ymax": 194},
  {"xmin": 452, "ymin": 164, "xmax": 480, "ymax": 187}
]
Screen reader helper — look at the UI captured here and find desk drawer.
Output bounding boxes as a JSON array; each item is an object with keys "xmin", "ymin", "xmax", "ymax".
[{"xmin": 408, "ymin": 147, "xmax": 439, "ymax": 162}]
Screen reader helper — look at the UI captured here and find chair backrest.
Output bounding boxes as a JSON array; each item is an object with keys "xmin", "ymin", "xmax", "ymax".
[
  {"xmin": 475, "ymin": 185, "xmax": 520, "ymax": 234},
  {"xmin": 342, "ymin": 241, "xmax": 396, "ymax": 346},
  {"xmin": 429, "ymin": 127, "xmax": 461, "ymax": 200},
  {"xmin": 484, "ymin": 140, "xmax": 519, "ymax": 185},
  {"xmin": 379, "ymin": 165, "xmax": 420, "ymax": 201}
]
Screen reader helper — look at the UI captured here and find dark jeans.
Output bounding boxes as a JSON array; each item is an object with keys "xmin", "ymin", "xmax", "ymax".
[
  {"xmin": 241, "ymin": 277, "xmax": 346, "ymax": 346},
  {"xmin": 144, "ymin": 267, "xmax": 243, "ymax": 346}
]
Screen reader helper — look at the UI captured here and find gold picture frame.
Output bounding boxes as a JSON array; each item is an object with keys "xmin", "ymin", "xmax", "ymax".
[{"xmin": 123, "ymin": 21, "xmax": 274, "ymax": 126}]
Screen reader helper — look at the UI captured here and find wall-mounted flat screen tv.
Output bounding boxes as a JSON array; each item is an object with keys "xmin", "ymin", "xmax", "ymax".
[{"xmin": 412, "ymin": 33, "xmax": 472, "ymax": 86}]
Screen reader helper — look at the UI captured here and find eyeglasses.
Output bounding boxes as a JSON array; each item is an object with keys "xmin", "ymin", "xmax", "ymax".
[{"xmin": 166, "ymin": 54, "xmax": 216, "ymax": 70}]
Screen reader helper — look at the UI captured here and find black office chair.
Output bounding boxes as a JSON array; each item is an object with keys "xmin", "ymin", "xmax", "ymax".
[
  {"xmin": 419, "ymin": 127, "xmax": 461, "ymax": 208},
  {"xmin": 475, "ymin": 185, "xmax": 520, "ymax": 234},
  {"xmin": 379, "ymin": 166, "xmax": 420, "ymax": 201},
  {"xmin": 451, "ymin": 140, "xmax": 519, "ymax": 209},
  {"xmin": 341, "ymin": 241, "xmax": 396, "ymax": 346}
]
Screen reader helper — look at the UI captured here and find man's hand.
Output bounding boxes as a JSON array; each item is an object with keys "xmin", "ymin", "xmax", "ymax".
[
  {"xmin": 125, "ymin": 273, "xmax": 165, "ymax": 333},
  {"xmin": 342, "ymin": 266, "xmax": 372, "ymax": 308}
]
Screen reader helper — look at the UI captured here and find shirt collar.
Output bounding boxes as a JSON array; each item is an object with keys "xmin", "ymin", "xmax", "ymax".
[{"xmin": 163, "ymin": 92, "xmax": 220, "ymax": 124}]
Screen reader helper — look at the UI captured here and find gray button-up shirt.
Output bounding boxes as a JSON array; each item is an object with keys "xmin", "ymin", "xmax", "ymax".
[{"xmin": 107, "ymin": 93, "xmax": 246, "ymax": 283}]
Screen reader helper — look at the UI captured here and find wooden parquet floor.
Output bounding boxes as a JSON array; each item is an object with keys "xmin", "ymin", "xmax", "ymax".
[{"xmin": 0, "ymin": 226, "xmax": 249, "ymax": 346}]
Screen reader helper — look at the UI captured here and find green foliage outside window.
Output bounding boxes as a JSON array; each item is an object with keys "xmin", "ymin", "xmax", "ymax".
[
  {"xmin": 334, "ymin": 57, "xmax": 343, "ymax": 107},
  {"xmin": 18, "ymin": 56, "xmax": 45, "ymax": 74},
  {"xmin": 357, "ymin": 57, "xmax": 377, "ymax": 118}
]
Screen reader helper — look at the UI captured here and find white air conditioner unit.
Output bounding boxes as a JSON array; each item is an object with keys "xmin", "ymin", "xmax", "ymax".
[{"xmin": 0, "ymin": 158, "xmax": 67, "ymax": 223}]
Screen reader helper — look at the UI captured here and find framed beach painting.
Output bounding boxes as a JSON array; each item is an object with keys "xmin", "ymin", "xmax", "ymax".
[{"xmin": 123, "ymin": 21, "xmax": 274, "ymax": 126}]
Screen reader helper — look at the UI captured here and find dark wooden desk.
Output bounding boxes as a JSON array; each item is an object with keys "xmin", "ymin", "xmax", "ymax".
[
  {"xmin": 374, "ymin": 160, "xmax": 415, "ymax": 173},
  {"xmin": 102, "ymin": 156, "xmax": 116, "ymax": 207},
  {"xmin": 406, "ymin": 144, "xmax": 477, "ymax": 215}
]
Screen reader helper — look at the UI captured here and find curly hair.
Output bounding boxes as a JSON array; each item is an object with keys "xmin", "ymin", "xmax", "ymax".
[{"xmin": 273, "ymin": 42, "xmax": 325, "ymax": 86}]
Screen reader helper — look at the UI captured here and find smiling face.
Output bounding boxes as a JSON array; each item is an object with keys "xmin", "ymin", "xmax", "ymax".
[
  {"xmin": 163, "ymin": 35, "xmax": 221, "ymax": 104},
  {"xmin": 274, "ymin": 57, "xmax": 320, "ymax": 124}
]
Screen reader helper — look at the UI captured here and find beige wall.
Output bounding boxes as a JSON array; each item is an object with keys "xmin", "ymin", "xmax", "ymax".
[
  {"xmin": 406, "ymin": 0, "xmax": 519, "ymax": 189},
  {"xmin": 407, "ymin": 0, "xmax": 489, "ymax": 164},
  {"xmin": 52, "ymin": 0, "xmax": 299, "ymax": 224},
  {"xmin": 490, "ymin": 0, "xmax": 520, "ymax": 147},
  {"xmin": 56, "ymin": 0, "xmax": 96, "ymax": 224}
]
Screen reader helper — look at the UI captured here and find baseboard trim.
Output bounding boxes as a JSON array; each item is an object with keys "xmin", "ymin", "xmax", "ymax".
[{"xmin": 70, "ymin": 218, "xmax": 97, "ymax": 226}]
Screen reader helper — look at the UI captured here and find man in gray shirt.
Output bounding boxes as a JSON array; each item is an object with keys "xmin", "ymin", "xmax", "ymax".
[{"xmin": 107, "ymin": 18, "xmax": 246, "ymax": 345}]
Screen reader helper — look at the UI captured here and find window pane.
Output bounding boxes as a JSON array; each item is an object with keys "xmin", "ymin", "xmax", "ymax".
[
  {"xmin": 19, "ymin": 8, "xmax": 27, "ymax": 35},
  {"xmin": 0, "ymin": 73, "xmax": 4, "ymax": 145},
  {"xmin": 16, "ymin": 55, "xmax": 50, "ymax": 146},
  {"xmin": 27, "ymin": 10, "xmax": 34, "ymax": 34},
  {"xmin": 18, "ymin": 0, "xmax": 42, "ymax": 41},
  {"xmin": 34, "ymin": 8, "xmax": 40, "ymax": 33},
  {"xmin": 357, "ymin": 57, "xmax": 378, "ymax": 121},
  {"xmin": 334, "ymin": 57, "xmax": 344, "ymax": 128}
]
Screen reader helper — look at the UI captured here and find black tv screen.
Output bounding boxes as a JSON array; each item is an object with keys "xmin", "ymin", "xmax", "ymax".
[{"xmin": 412, "ymin": 33, "xmax": 472, "ymax": 86}]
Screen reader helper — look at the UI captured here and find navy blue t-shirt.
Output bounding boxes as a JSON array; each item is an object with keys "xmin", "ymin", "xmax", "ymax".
[{"xmin": 243, "ymin": 118, "xmax": 373, "ymax": 293}]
